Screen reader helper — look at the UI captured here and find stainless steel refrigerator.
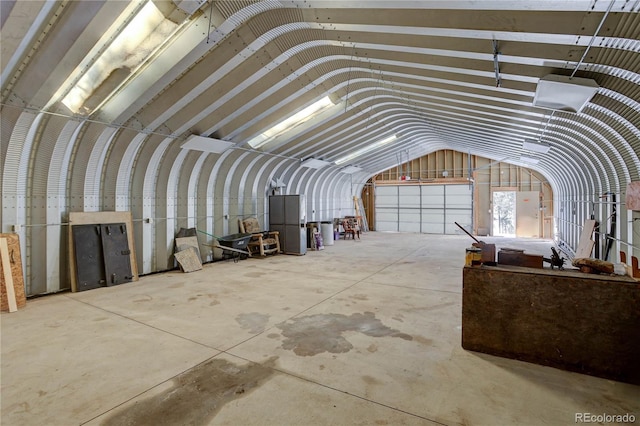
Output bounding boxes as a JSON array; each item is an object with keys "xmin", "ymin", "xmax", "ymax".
[{"xmin": 269, "ymin": 195, "xmax": 306, "ymax": 255}]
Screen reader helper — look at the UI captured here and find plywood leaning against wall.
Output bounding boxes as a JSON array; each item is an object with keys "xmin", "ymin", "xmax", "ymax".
[
  {"xmin": 68, "ymin": 212, "xmax": 139, "ymax": 292},
  {"xmin": 0, "ymin": 233, "xmax": 27, "ymax": 312},
  {"xmin": 626, "ymin": 182, "xmax": 640, "ymax": 211}
]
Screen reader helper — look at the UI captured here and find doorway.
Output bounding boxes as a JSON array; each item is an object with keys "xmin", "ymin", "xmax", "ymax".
[
  {"xmin": 492, "ymin": 191, "xmax": 515, "ymax": 237},
  {"xmin": 492, "ymin": 190, "xmax": 541, "ymax": 238}
]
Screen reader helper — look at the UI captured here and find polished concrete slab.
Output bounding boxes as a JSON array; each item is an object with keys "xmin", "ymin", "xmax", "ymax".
[{"xmin": 2, "ymin": 232, "xmax": 638, "ymax": 425}]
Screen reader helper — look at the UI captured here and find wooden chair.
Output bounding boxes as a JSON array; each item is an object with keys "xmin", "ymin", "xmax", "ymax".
[
  {"xmin": 341, "ymin": 218, "xmax": 360, "ymax": 240},
  {"xmin": 239, "ymin": 218, "xmax": 280, "ymax": 256}
]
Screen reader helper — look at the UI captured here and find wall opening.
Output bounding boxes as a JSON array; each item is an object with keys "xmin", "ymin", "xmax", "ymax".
[{"xmin": 492, "ymin": 191, "xmax": 516, "ymax": 237}]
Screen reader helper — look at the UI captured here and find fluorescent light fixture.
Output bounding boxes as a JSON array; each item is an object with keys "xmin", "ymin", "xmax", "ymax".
[
  {"xmin": 248, "ymin": 96, "xmax": 334, "ymax": 149},
  {"xmin": 533, "ymin": 74, "xmax": 599, "ymax": 113},
  {"xmin": 340, "ymin": 166, "xmax": 363, "ymax": 174},
  {"xmin": 60, "ymin": 1, "xmax": 179, "ymax": 114},
  {"xmin": 335, "ymin": 135, "xmax": 398, "ymax": 165},
  {"xmin": 181, "ymin": 135, "xmax": 234, "ymax": 153},
  {"xmin": 520, "ymin": 155, "xmax": 540, "ymax": 165},
  {"xmin": 523, "ymin": 139, "xmax": 551, "ymax": 154},
  {"xmin": 300, "ymin": 158, "xmax": 331, "ymax": 169}
]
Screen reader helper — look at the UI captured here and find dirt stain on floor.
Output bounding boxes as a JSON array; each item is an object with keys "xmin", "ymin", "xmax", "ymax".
[
  {"xmin": 101, "ymin": 357, "xmax": 277, "ymax": 426},
  {"xmin": 277, "ymin": 312, "xmax": 412, "ymax": 356},
  {"xmin": 236, "ymin": 312, "xmax": 270, "ymax": 334}
]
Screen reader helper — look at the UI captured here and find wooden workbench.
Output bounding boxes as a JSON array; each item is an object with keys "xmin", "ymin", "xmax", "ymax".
[{"xmin": 462, "ymin": 265, "xmax": 640, "ymax": 384}]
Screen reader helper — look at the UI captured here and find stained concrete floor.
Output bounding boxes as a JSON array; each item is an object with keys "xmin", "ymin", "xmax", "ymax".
[{"xmin": 2, "ymin": 232, "xmax": 639, "ymax": 425}]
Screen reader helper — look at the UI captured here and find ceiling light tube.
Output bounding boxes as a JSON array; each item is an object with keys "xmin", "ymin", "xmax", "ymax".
[
  {"xmin": 248, "ymin": 96, "xmax": 335, "ymax": 149},
  {"xmin": 60, "ymin": 1, "xmax": 179, "ymax": 114},
  {"xmin": 523, "ymin": 139, "xmax": 551, "ymax": 154},
  {"xmin": 335, "ymin": 135, "xmax": 398, "ymax": 165}
]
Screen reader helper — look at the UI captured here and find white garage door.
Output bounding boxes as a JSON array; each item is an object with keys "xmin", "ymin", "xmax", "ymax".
[{"xmin": 375, "ymin": 184, "xmax": 472, "ymax": 234}]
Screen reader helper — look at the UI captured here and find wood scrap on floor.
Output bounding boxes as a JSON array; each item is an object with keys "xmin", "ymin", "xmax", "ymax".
[
  {"xmin": 174, "ymin": 233, "xmax": 202, "ymax": 272},
  {"xmin": 175, "ymin": 236, "xmax": 201, "ymax": 260},
  {"xmin": 174, "ymin": 247, "xmax": 202, "ymax": 273}
]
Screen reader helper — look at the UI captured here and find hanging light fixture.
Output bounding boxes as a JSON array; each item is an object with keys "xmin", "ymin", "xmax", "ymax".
[
  {"xmin": 248, "ymin": 96, "xmax": 335, "ymax": 149},
  {"xmin": 335, "ymin": 134, "xmax": 398, "ymax": 165},
  {"xmin": 523, "ymin": 139, "xmax": 551, "ymax": 154}
]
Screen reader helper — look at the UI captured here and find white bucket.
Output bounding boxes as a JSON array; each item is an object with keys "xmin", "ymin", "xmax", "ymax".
[{"xmin": 321, "ymin": 223, "xmax": 334, "ymax": 246}]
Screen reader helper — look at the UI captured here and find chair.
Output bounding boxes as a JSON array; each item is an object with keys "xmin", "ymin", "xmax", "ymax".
[
  {"xmin": 239, "ymin": 217, "xmax": 281, "ymax": 256},
  {"xmin": 341, "ymin": 218, "xmax": 360, "ymax": 240}
]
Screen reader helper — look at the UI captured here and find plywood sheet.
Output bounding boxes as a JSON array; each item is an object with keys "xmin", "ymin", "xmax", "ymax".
[
  {"xmin": 174, "ymin": 247, "xmax": 202, "ymax": 273},
  {"xmin": 0, "ymin": 233, "xmax": 27, "ymax": 312},
  {"xmin": 575, "ymin": 219, "xmax": 596, "ymax": 258},
  {"xmin": 626, "ymin": 181, "xmax": 640, "ymax": 211},
  {"xmin": 175, "ymin": 236, "xmax": 201, "ymax": 260}
]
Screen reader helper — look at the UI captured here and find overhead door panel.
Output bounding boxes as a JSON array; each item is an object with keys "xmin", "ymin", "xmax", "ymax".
[
  {"xmin": 422, "ymin": 185, "xmax": 445, "ymax": 234},
  {"xmin": 421, "ymin": 210, "xmax": 445, "ymax": 233},
  {"xmin": 445, "ymin": 185, "xmax": 473, "ymax": 208},
  {"xmin": 375, "ymin": 186, "xmax": 398, "ymax": 232},
  {"xmin": 399, "ymin": 186, "xmax": 421, "ymax": 232},
  {"xmin": 445, "ymin": 185, "xmax": 473, "ymax": 234},
  {"xmin": 421, "ymin": 185, "xmax": 445, "ymax": 208}
]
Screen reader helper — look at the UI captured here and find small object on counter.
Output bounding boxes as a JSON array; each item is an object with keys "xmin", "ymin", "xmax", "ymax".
[
  {"xmin": 613, "ymin": 263, "xmax": 628, "ymax": 276},
  {"xmin": 497, "ymin": 249, "xmax": 544, "ymax": 269},
  {"xmin": 465, "ymin": 247, "xmax": 482, "ymax": 266},
  {"xmin": 543, "ymin": 247, "xmax": 565, "ymax": 270},
  {"xmin": 455, "ymin": 222, "xmax": 495, "ymax": 263}
]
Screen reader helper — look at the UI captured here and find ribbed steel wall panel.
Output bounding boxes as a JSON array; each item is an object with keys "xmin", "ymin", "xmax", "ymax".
[
  {"xmin": 84, "ymin": 127, "xmax": 119, "ymax": 212},
  {"xmin": 45, "ymin": 120, "xmax": 83, "ymax": 293}
]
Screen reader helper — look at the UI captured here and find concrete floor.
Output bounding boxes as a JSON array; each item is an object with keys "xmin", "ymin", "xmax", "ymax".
[{"xmin": 1, "ymin": 232, "xmax": 638, "ymax": 425}]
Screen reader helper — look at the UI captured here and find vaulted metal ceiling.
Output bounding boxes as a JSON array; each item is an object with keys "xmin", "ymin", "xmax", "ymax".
[{"xmin": 1, "ymin": 0, "xmax": 639, "ymax": 295}]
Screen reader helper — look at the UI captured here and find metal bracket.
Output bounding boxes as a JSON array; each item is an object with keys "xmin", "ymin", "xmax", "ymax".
[{"xmin": 493, "ymin": 39, "xmax": 501, "ymax": 87}]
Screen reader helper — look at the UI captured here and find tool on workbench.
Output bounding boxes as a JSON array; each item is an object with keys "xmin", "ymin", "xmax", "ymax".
[
  {"xmin": 454, "ymin": 222, "xmax": 496, "ymax": 263},
  {"xmin": 543, "ymin": 247, "xmax": 565, "ymax": 270}
]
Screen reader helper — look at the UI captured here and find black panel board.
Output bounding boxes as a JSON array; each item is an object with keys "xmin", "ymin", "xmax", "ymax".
[
  {"xmin": 101, "ymin": 223, "xmax": 132, "ymax": 286},
  {"xmin": 72, "ymin": 224, "xmax": 106, "ymax": 292}
]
